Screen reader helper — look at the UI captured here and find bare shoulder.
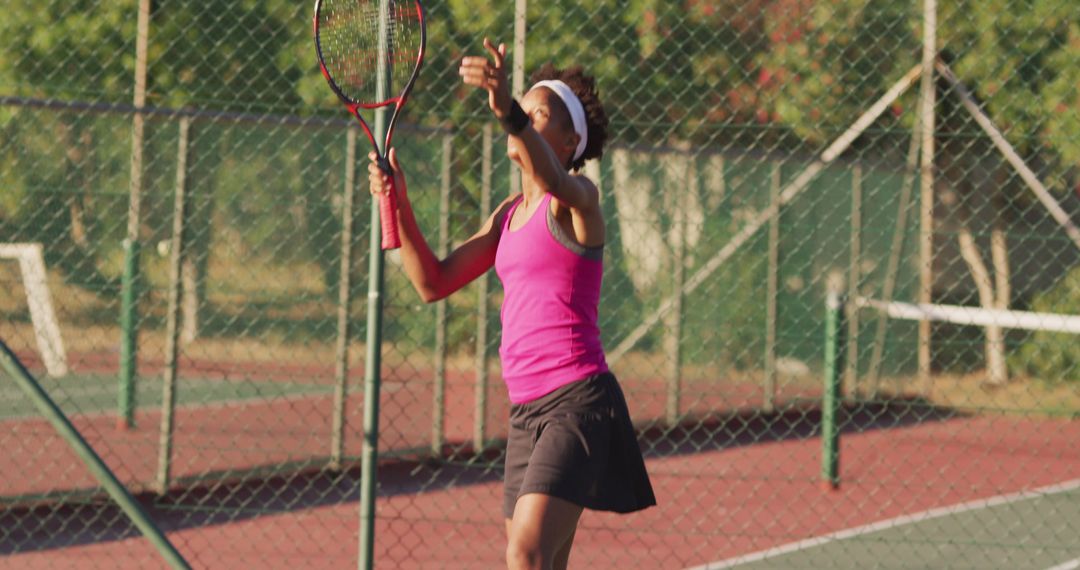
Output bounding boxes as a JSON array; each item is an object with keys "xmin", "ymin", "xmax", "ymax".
[
  {"xmin": 493, "ymin": 193, "xmax": 521, "ymax": 223},
  {"xmin": 477, "ymin": 193, "xmax": 522, "ymax": 237},
  {"xmin": 565, "ymin": 173, "xmax": 601, "ymax": 214}
]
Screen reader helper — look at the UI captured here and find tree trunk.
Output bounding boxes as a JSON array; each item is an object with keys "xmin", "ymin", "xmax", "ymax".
[
  {"xmin": 989, "ymin": 189, "xmax": 1011, "ymax": 385},
  {"xmin": 180, "ymin": 128, "xmax": 215, "ymax": 344},
  {"xmin": 956, "ymin": 227, "xmax": 1007, "ymax": 385},
  {"xmin": 611, "ymin": 148, "xmax": 664, "ymax": 294}
]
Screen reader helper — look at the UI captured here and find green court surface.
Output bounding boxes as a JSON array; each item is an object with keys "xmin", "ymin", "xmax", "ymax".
[
  {"xmin": 701, "ymin": 483, "xmax": 1080, "ymax": 570},
  {"xmin": 0, "ymin": 374, "xmax": 334, "ymax": 420}
]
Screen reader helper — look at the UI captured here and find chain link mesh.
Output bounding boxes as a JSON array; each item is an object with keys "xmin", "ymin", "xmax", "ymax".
[{"xmin": 1, "ymin": 0, "xmax": 1078, "ymax": 568}]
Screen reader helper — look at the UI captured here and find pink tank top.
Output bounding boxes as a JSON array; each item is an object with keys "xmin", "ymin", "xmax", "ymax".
[{"xmin": 495, "ymin": 193, "xmax": 609, "ymax": 404}]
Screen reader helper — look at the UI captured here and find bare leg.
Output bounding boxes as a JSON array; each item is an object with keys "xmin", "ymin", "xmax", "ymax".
[
  {"xmin": 505, "ymin": 493, "xmax": 583, "ymax": 570},
  {"xmin": 552, "ymin": 528, "xmax": 577, "ymax": 570}
]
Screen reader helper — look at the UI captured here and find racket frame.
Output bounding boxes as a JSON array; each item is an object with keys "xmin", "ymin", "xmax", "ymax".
[{"xmin": 313, "ymin": 0, "xmax": 427, "ymax": 250}]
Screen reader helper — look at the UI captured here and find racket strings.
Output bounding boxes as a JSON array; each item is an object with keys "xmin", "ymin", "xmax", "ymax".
[{"xmin": 317, "ymin": 0, "xmax": 422, "ymax": 105}]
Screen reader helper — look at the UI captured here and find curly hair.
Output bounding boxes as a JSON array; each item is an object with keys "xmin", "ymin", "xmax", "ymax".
[{"xmin": 528, "ymin": 63, "xmax": 609, "ymax": 171}]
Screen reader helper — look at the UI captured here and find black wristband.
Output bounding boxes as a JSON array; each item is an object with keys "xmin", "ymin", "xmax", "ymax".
[{"xmin": 501, "ymin": 99, "xmax": 530, "ymax": 135}]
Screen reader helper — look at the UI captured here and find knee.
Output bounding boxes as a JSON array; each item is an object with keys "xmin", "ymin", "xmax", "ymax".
[{"xmin": 505, "ymin": 538, "xmax": 542, "ymax": 570}]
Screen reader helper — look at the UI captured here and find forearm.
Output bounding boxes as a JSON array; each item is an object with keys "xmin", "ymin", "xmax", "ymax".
[
  {"xmin": 393, "ymin": 197, "xmax": 445, "ymax": 302},
  {"xmin": 511, "ymin": 128, "xmax": 579, "ymax": 204}
]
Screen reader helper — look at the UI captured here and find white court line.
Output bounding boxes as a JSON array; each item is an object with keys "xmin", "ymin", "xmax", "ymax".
[
  {"xmin": 2, "ymin": 379, "xmax": 409, "ymax": 421},
  {"xmin": 1, "ymin": 384, "xmax": 338, "ymax": 421},
  {"xmin": 687, "ymin": 478, "xmax": 1080, "ymax": 570}
]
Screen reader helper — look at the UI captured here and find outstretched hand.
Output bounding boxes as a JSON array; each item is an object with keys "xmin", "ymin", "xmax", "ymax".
[{"xmin": 459, "ymin": 38, "xmax": 512, "ymax": 120}]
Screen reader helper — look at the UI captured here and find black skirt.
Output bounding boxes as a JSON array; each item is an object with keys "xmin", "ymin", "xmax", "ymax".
[{"xmin": 502, "ymin": 372, "xmax": 657, "ymax": 519}]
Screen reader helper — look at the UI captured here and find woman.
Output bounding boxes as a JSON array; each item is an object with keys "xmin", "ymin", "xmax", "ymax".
[{"xmin": 369, "ymin": 37, "xmax": 656, "ymax": 570}]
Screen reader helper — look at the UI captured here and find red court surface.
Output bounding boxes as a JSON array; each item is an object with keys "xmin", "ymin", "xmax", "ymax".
[{"xmin": 4, "ymin": 411, "xmax": 1078, "ymax": 569}]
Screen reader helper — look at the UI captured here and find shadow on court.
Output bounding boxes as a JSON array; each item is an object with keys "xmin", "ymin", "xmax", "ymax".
[
  {"xmin": 0, "ymin": 458, "xmax": 501, "ymax": 556},
  {"xmin": 638, "ymin": 397, "xmax": 958, "ymax": 458},
  {"xmin": 0, "ymin": 396, "xmax": 957, "ymax": 557}
]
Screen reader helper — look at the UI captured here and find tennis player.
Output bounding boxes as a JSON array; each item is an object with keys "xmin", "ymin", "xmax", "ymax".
[{"xmin": 368, "ymin": 37, "xmax": 656, "ymax": 570}]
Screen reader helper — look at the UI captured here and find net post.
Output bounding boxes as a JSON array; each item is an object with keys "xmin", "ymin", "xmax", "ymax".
[
  {"xmin": 119, "ymin": 237, "xmax": 141, "ymax": 430},
  {"xmin": 331, "ymin": 125, "xmax": 358, "ymax": 471},
  {"xmin": 433, "ymin": 129, "xmax": 452, "ymax": 455},
  {"xmin": 156, "ymin": 116, "xmax": 191, "ymax": 494},
  {"xmin": 822, "ymin": 291, "xmax": 844, "ymax": 491},
  {"xmin": 0, "ymin": 339, "xmax": 191, "ymax": 569}
]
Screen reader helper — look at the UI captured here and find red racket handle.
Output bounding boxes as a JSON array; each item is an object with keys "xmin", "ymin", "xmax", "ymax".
[
  {"xmin": 377, "ymin": 157, "xmax": 401, "ymax": 250},
  {"xmin": 379, "ymin": 190, "xmax": 401, "ymax": 250}
]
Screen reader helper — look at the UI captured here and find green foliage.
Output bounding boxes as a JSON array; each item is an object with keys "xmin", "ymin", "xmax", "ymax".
[
  {"xmin": 763, "ymin": 0, "xmax": 917, "ymax": 145},
  {"xmin": 939, "ymin": 0, "xmax": 1080, "ymax": 193},
  {"xmin": 0, "ymin": 0, "xmax": 138, "ymax": 101},
  {"xmin": 1011, "ymin": 266, "xmax": 1080, "ymax": 383}
]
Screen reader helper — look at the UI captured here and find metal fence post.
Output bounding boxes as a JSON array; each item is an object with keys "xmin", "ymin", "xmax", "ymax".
[
  {"xmin": 433, "ymin": 130, "xmax": 452, "ymax": 455},
  {"xmin": 845, "ymin": 163, "xmax": 862, "ymax": 399},
  {"xmin": 918, "ymin": 0, "xmax": 938, "ymax": 389},
  {"xmin": 765, "ymin": 160, "xmax": 780, "ymax": 412},
  {"xmin": 509, "ymin": 0, "xmax": 527, "ymax": 198},
  {"xmin": 119, "ymin": 0, "xmax": 152, "ymax": 430},
  {"xmin": 474, "ymin": 122, "xmax": 493, "ymax": 450},
  {"xmin": 664, "ymin": 151, "xmax": 687, "ymax": 425},
  {"xmin": 358, "ymin": 2, "xmax": 392, "ymax": 567},
  {"xmin": 331, "ymin": 126, "xmax": 358, "ymax": 471},
  {"xmin": 157, "ymin": 116, "xmax": 192, "ymax": 494}
]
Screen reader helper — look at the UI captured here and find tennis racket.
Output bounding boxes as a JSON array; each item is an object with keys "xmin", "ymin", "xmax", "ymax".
[{"xmin": 314, "ymin": 0, "xmax": 427, "ymax": 250}]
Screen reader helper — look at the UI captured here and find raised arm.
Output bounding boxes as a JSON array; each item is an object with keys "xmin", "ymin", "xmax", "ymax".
[
  {"xmin": 459, "ymin": 39, "xmax": 599, "ymax": 215},
  {"xmin": 369, "ymin": 148, "xmax": 514, "ymax": 303}
]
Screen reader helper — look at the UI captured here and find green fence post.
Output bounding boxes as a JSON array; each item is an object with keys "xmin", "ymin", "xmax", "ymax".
[
  {"xmin": 119, "ymin": 0, "xmax": 152, "ymax": 431},
  {"xmin": 119, "ymin": 237, "xmax": 141, "ymax": 430},
  {"xmin": 822, "ymin": 291, "xmax": 844, "ymax": 491},
  {"xmin": 0, "ymin": 340, "xmax": 191, "ymax": 569},
  {"xmin": 358, "ymin": 2, "xmax": 391, "ymax": 568}
]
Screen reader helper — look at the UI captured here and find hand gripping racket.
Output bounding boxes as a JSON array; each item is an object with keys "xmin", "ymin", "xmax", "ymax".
[{"xmin": 314, "ymin": 0, "xmax": 426, "ymax": 250}]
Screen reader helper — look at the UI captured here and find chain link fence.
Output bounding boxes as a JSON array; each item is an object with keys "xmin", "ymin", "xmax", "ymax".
[{"xmin": 2, "ymin": 0, "xmax": 1078, "ymax": 568}]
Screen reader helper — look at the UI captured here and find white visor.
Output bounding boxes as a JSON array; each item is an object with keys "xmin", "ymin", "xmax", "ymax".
[{"xmin": 529, "ymin": 79, "xmax": 588, "ymax": 161}]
